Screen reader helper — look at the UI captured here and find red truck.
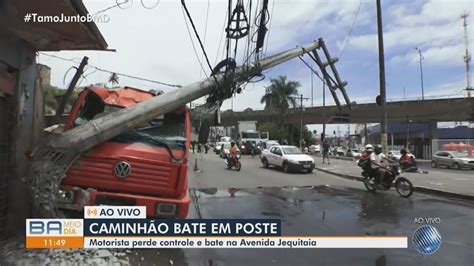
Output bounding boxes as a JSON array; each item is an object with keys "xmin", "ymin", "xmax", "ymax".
[{"xmin": 55, "ymin": 86, "xmax": 191, "ymax": 218}]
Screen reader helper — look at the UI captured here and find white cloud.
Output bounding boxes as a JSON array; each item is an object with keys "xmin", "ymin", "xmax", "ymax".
[
  {"xmin": 390, "ymin": 43, "xmax": 465, "ymax": 66},
  {"xmin": 350, "ymin": 0, "xmax": 472, "ymax": 53}
]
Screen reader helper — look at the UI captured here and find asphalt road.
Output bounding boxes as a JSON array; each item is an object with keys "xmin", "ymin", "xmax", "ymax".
[
  {"xmin": 131, "ymin": 153, "xmax": 474, "ymax": 266},
  {"xmin": 312, "ymin": 155, "xmax": 474, "ymax": 197}
]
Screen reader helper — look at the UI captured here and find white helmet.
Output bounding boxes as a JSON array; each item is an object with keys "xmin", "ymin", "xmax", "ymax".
[{"xmin": 365, "ymin": 144, "xmax": 374, "ymax": 151}]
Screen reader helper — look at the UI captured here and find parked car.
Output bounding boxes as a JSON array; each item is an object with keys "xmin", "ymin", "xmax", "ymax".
[
  {"xmin": 309, "ymin": 144, "xmax": 321, "ymax": 154},
  {"xmin": 346, "ymin": 149, "xmax": 361, "ymax": 158},
  {"xmin": 431, "ymin": 151, "xmax": 474, "ymax": 170},
  {"xmin": 260, "ymin": 145, "xmax": 315, "ymax": 173},
  {"xmin": 332, "ymin": 146, "xmax": 345, "ymax": 156},
  {"xmin": 388, "ymin": 150, "xmax": 416, "ymax": 161}
]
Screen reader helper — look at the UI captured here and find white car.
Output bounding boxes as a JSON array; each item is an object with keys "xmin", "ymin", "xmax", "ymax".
[
  {"xmin": 309, "ymin": 145, "xmax": 321, "ymax": 154},
  {"xmin": 260, "ymin": 145, "xmax": 315, "ymax": 173},
  {"xmin": 388, "ymin": 150, "xmax": 416, "ymax": 161},
  {"xmin": 214, "ymin": 141, "xmax": 225, "ymax": 154},
  {"xmin": 346, "ymin": 149, "xmax": 361, "ymax": 158}
]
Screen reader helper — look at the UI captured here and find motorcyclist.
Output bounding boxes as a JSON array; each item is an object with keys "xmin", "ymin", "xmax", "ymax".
[
  {"xmin": 250, "ymin": 141, "xmax": 257, "ymax": 157},
  {"xmin": 228, "ymin": 141, "xmax": 239, "ymax": 165},
  {"xmin": 399, "ymin": 149, "xmax": 418, "ymax": 172},
  {"xmin": 369, "ymin": 144, "xmax": 393, "ymax": 187},
  {"xmin": 358, "ymin": 144, "xmax": 374, "ymax": 175}
]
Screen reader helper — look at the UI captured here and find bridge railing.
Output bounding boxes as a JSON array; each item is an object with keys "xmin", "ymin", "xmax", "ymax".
[{"xmin": 225, "ymin": 94, "xmax": 469, "ymax": 112}]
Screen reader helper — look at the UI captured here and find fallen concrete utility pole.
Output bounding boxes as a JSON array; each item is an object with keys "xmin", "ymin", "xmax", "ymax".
[{"xmin": 28, "ymin": 39, "xmax": 332, "ymax": 217}]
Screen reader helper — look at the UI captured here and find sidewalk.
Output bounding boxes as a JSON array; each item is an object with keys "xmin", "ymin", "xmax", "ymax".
[{"xmin": 312, "ymin": 156, "xmax": 474, "ymax": 200}]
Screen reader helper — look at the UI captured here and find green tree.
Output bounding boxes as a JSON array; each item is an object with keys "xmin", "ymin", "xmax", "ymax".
[
  {"xmin": 108, "ymin": 72, "xmax": 119, "ymax": 87},
  {"xmin": 260, "ymin": 75, "xmax": 300, "ymax": 128},
  {"xmin": 43, "ymin": 84, "xmax": 80, "ymax": 115},
  {"xmin": 257, "ymin": 122, "xmax": 285, "ymax": 142}
]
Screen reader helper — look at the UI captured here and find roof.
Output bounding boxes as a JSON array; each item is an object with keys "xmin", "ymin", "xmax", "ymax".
[
  {"xmin": 0, "ymin": 0, "xmax": 108, "ymax": 51},
  {"xmin": 89, "ymin": 86, "xmax": 155, "ymax": 107}
]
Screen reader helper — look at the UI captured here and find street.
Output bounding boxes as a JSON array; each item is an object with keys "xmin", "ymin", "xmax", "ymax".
[
  {"xmin": 131, "ymin": 153, "xmax": 474, "ymax": 266},
  {"xmin": 313, "ymin": 155, "xmax": 474, "ymax": 198}
]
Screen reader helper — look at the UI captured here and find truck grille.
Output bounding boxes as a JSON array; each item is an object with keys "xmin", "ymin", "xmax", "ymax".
[
  {"xmin": 95, "ymin": 196, "xmax": 136, "ymax": 206},
  {"xmin": 63, "ymin": 155, "xmax": 179, "ymax": 197}
]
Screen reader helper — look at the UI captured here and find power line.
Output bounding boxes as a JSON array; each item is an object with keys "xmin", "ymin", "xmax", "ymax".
[
  {"xmin": 298, "ymin": 56, "xmax": 326, "ymax": 84},
  {"xmin": 181, "ymin": 0, "xmax": 215, "ymax": 76},
  {"xmin": 263, "ymin": 0, "xmax": 276, "ymax": 58},
  {"xmin": 199, "ymin": 0, "xmax": 211, "ymax": 79},
  {"xmin": 214, "ymin": 8, "xmax": 229, "ymax": 65},
  {"xmin": 180, "ymin": 4, "xmax": 209, "ymax": 79},
  {"xmin": 39, "ymin": 53, "xmax": 182, "ymax": 88},
  {"xmin": 339, "ymin": 0, "xmax": 363, "ymax": 58}
]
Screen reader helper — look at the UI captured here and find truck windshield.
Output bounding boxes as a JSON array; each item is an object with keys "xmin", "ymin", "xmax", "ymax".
[
  {"xmin": 241, "ymin": 132, "xmax": 260, "ymax": 139},
  {"xmin": 112, "ymin": 112, "xmax": 186, "ymax": 151},
  {"xmin": 73, "ymin": 99, "xmax": 186, "ymax": 151}
]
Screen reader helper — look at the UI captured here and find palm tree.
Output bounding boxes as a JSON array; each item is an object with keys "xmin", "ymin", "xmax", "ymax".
[
  {"xmin": 108, "ymin": 72, "xmax": 119, "ymax": 87},
  {"xmin": 260, "ymin": 75, "xmax": 300, "ymax": 127}
]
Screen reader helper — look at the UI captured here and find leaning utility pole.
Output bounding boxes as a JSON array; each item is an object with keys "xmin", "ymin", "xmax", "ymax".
[
  {"xmin": 376, "ymin": 0, "xmax": 388, "ymax": 153},
  {"xmin": 461, "ymin": 12, "xmax": 472, "ymax": 97},
  {"xmin": 52, "ymin": 56, "xmax": 88, "ymax": 124}
]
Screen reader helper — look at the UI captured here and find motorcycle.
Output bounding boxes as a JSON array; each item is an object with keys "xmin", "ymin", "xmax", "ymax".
[
  {"xmin": 225, "ymin": 152, "xmax": 242, "ymax": 171},
  {"xmin": 361, "ymin": 163, "xmax": 414, "ymax": 197}
]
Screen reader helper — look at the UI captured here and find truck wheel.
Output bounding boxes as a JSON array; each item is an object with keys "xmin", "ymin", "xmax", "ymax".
[
  {"xmin": 262, "ymin": 158, "xmax": 269, "ymax": 168},
  {"xmin": 283, "ymin": 162, "xmax": 290, "ymax": 173}
]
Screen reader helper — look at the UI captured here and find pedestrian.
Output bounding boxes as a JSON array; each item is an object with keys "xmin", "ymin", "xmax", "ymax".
[{"xmin": 322, "ymin": 140, "xmax": 330, "ymax": 164}]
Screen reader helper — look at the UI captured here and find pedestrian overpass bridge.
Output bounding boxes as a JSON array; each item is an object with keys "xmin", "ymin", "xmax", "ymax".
[{"xmin": 213, "ymin": 97, "xmax": 474, "ymax": 126}]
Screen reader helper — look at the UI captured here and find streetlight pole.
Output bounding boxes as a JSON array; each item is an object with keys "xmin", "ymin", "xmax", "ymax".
[
  {"xmin": 415, "ymin": 47, "xmax": 425, "ymax": 100},
  {"xmin": 311, "ymin": 68, "xmax": 314, "ymax": 107},
  {"xmin": 322, "ymin": 82, "xmax": 326, "ymax": 142},
  {"xmin": 300, "ymin": 94, "xmax": 303, "ymax": 149},
  {"xmin": 376, "ymin": 0, "xmax": 388, "ymax": 154}
]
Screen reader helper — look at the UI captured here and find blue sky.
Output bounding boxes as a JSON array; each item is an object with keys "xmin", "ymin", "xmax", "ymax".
[{"xmin": 39, "ymin": 0, "xmax": 473, "ymax": 114}]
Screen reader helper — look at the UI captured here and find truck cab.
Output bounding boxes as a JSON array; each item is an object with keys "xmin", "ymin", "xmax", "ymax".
[{"xmin": 56, "ymin": 86, "xmax": 190, "ymax": 218}]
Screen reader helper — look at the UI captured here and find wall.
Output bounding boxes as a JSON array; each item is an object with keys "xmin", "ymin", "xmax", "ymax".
[{"xmin": 0, "ymin": 32, "xmax": 37, "ymax": 237}]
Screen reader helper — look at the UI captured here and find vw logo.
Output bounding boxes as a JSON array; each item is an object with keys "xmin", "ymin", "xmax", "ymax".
[{"xmin": 114, "ymin": 161, "xmax": 131, "ymax": 178}]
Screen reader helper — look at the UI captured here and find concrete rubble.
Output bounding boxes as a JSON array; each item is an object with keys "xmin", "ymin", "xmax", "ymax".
[{"xmin": 0, "ymin": 239, "xmax": 130, "ymax": 265}]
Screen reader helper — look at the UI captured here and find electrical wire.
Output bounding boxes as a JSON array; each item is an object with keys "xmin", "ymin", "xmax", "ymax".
[
  {"xmin": 338, "ymin": 0, "xmax": 363, "ymax": 58},
  {"xmin": 214, "ymin": 8, "xmax": 229, "ymax": 65},
  {"xmin": 180, "ymin": 4, "xmax": 209, "ymax": 79},
  {"xmin": 298, "ymin": 56, "xmax": 326, "ymax": 84},
  {"xmin": 39, "ymin": 53, "xmax": 182, "ymax": 88},
  {"xmin": 181, "ymin": 0, "xmax": 217, "ymax": 83},
  {"xmin": 263, "ymin": 0, "xmax": 276, "ymax": 58},
  {"xmin": 199, "ymin": 0, "xmax": 211, "ymax": 79}
]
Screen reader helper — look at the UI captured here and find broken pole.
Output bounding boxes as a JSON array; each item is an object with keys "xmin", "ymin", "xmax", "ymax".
[{"xmin": 52, "ymin": 56, "xmax": 88, "ymax": 125}]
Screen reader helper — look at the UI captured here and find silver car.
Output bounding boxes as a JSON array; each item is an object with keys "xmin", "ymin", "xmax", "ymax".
[{"xmin": 431, "ymin": 151, "xmax": 474, "ymax": 170}]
